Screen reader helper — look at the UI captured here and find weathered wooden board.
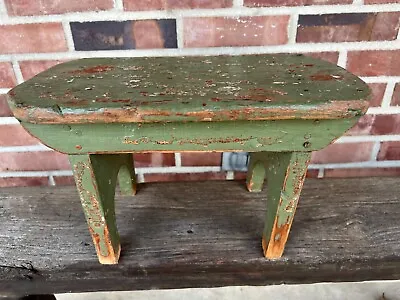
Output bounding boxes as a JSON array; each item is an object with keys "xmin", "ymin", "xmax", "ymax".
[
  {"xmin": 7, "ymin": 55, "xmax": 369, "ymax": 124},
  {"xmin": 1, "ymin": 178, "xmax": 400, "ymax": 296}
]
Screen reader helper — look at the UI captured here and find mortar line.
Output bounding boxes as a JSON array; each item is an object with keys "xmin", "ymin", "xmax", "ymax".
[
  {"xmin": 336, "ymin": 135, "xmax": 400, "ymax": 143},
  {"xmin": 175, "ymin": 16, "xmax": 184, "ymax": 49},
  {"xmin": 0, "ymin": 0, "xmax": 7, "ymax": 17},
  {"xmin": 0, "ymin": 88, "xmax": 10, "ymax": 94},
  {"xmin": 308, "ymin": 160, "xmax": 400, "ymax": 169},
  {"xmin": 48, "ymin": 175, "xmax": 56, "ymax": 186},
  {"xmin": 226, "ymin": 170, "xmax": 235, "ymax": 180},
  {"xmin": 233, "ymin": 0, "xmax": 244, "ymax": 7},
  {"xmin": 0, "ymin": 117, "xmax": 19, "ymax": 125},
  {"xmin": 0, "ymin": 145, "xmax": 52, "ymax": 153},
  {"xmin": 62, "ymin": 21, "xmax": 75, "ymax": 51},
  {"xmin": 367, "ymin": 106, "xmax": 400, "ymax": 114},
  {"xmin": 0, "ymin": 4, "xmax": 399, "ymax": 24},
  {"xmin": 136, "ymin": 173, "xmax": 145, "ymax": 183},
  {"xmin": 0, "ymin": 41, "xmax": 399, "ymax": 62},
  {"xmin": 381, "ymin": 81, "xmax": 396, "ymax": 107},
  {"xmin": 288, "ymin": 14, "xmax": 299, "ymax": 44},
  {"xmin": 174, "ymin": 153, "xmax": 182, "ymax": 167},
  {"xmin": 337, "ymin": 50, "xmax": 348, "ymax": 68},
  {"xmin": 0, "ymin": 170, "xmax": 73, "ymax": 178},
  {"xmin": 361, "ymin": 76, "xmax": 400, "ymax": 83},
  {"xmin": 11, "ymin": 60, "xmax": 24, "ymax": 84},
  {"xmin": 370, "ymin": 141, "xmax": 381, "ymax": 161},
  {"xmin": 113, "ymin": 0, "xmax": 124, "ymax": 10}
]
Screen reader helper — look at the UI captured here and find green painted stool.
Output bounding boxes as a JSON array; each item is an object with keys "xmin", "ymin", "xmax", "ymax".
[{"xmin": 7, "ymin": 54, "xmax": 370, "ymax": 264}]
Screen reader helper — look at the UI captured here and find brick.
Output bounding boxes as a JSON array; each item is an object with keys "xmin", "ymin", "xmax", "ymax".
[
  {"xmin": 54, "ymin": 176, "xmax": 75, "ymax": 186},
  {"xmin": 371, "ymin": 115, "xmax": 400, "ymax": 135},
  {"xmin": 5, "ymin": 0, "xmax": 113, "ymax": 16},
  {"xmin": 244, "ymin": 0, "xmax": 351, "ymax": 6},
  {"xmin": 133, "ymin": 153, "xmax": 175, "ymax": 167},
  {"xmin": 378, "ymin": 142, "xmax": 400, "ymax": 161},
  {"xmin": 0, "ymin": 125, "xmax": 40, "ymax": 146},
  {"xmin": 0, "ymin": 23, "xmax": 67, "ymax": 54},
  {"xmin": 181, "ymin": 152, "xmax": 222, "ymax": 166},
  {"xmin": 0, "ymin": 151, "xmax": 70, "ymax": 172},
  {"xmin": 306, "ymin": 169, "xmax": 319, "ymax": 178},
  {"xmin": 124, "ymin": 0, "xmax": 232, "ymax": 10},
  {"xmin": 0, "ymin": 95, "xmax": 13, "ymax": 117},
  {"xmin": 144, "ymin": 172, "xmax": 227, "ymax": 182},
  {"xmin": 347, "ymin": 50, "xmax": 400, "ymax": 76},
  {"xmin": 71, "ymin": 20, "xmax": 177, "ymax": 51},
  {"xmin": 311, "ymin": 142, "xmax": 374, "ymax": 164},
  {"xmin": 391, "ymin": 83, "xmax": 400, "ymax": 106},
  {"xmin": 124, "ymin": 0, "xmax": 164, "ymax": 10},
  {"xmin": 0, "ymin": 62, "xmax": 16, "ymax": 88},
  {"xmin": 368, "ymin": 83, "xmax": 387, "ymax": 107},
  {"xmin": 0, "ymin": 177, "xmax": 48, "ymax": 187},
  {"xmin": 303, "ymin": 52, "xmax": 339, "ymax": 64},
  {"xmin": 183, "ymin": 16, "xmax": 290, "ymax": 48},
  {"xmin": 19, "ymin": 60, "xmax": 66, "ymax": 81},
  {"xmin": 297, "ymin": 13, "xmax": 400, "ymax": 43},
  {"xmin": 345, "ymin": 114, "xmax": 375, "ymax": 136},
  {"xmin": 325, "ymin": 167, "xmax": 400, "ymax": 178},
  {"xmin": 234, "ymin": 171, "xmax": 247, "ymax": 180}
]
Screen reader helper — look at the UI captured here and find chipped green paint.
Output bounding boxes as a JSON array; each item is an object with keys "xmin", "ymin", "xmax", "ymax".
[
  {"xmin": 69, "ymin": 154, "xmax": 136, "ymax": 264},
  {"xmin": 246, "ymin": 152, "xmax": 268, "ymax": 192},
  {"xmin": 5, "ymin": 54, "xmax": 372, "ymax": 264},
  {"xmin": 260, "ymin": 152, "xmax": 311, "ymax": 258},
  {"xmin": 7, "ymin": 55, "xmax": 370, "ymax": 124},
  {"xmin": 22, "ymin": 118, "xmax": 359, "ymax": 154}
]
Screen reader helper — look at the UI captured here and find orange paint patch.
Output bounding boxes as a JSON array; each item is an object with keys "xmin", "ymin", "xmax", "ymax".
[{"xmin": 70, "ymin": 65, "xmax": 114, "ymax": 74}]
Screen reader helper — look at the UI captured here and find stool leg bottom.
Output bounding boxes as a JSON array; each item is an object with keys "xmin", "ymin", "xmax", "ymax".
[
  {"xmin": 117, "ymin": 154, "xmax": 137, "ymax": 196},
  {"xmin": 262, "ymin": 152, "xmax": 311, "ymax": 259},
  {"xmin": 69, "ymin": 154, "xmax": 126, "ymax": 264},
  {"xmin": 246, "ymin": 153, "xmax": 267, "ymax": 192}
]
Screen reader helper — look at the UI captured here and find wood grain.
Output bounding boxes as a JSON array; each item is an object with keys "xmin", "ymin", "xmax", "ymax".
[
  {"xmin": 7, "ymin": 55, "xmax": 369, "ymax": 124},
  {"xmin": 1, "ymin": 178, "xmax": 400, "ymax": 295}
]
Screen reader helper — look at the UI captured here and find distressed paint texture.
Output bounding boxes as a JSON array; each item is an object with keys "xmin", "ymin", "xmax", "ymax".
[
  {"xmin": 246, "ymin": 152, "xmax": 268, "ymax": 192},
  {"xmin": 7, "ymin": 55, "xmax": 370, "ymax": 124},
  {"xmin": 22, "ymin": 118, "xmax": 359, "ymax": 154},
  {"xmin": 6, "ymin": 55, "xmax": 370, "ymax": 264},
  {"xmin": 261, "ymin": 152, "xmax": 311, "ymax": 258},
  {"xmin": 69, "ymin": 153, "xmax": 136, "ymax": 264}
]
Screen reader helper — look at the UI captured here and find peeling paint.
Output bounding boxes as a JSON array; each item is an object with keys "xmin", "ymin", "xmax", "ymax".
[{"xmin": 7, "ymin": 55, "xmax": 371, "ymax": 125}]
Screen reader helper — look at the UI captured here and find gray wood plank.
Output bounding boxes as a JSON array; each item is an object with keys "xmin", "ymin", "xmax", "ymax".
[{"xmin": 0, "ymin": 178, "xmax": 400, "ymax": 295}]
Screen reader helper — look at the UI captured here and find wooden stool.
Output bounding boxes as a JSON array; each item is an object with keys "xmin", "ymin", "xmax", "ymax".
[{"xmin": 7, "ymin": 54, "xmax": 370, "ymax": 264}]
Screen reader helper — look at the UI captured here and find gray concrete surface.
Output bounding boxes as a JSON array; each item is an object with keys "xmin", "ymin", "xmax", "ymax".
[{"xmin": 57, "ymin": 280, "xmax": 400, "ymax": 300}]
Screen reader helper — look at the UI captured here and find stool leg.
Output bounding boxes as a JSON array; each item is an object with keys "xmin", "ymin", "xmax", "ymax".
[
  {"xmin": 262, "ymin": 152, "xmax": 311, "ymax": 259},
  {"xmin": 117, "ymin": 154, "xmax": 137, "ymax": 196},
  {"xmin": 246, "ymin": 153, "xmax": 267, "ymax": 192},
  {"xmin": 69, "ymin": 154, "xmax": 123, "ymax": 264}
]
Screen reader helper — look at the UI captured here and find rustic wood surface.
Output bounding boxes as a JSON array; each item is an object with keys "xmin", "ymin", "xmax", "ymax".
[
  {"xmin": 7, "ymin": 55, "xmax": 369, "ymax": 124},
  {"xmin": 1, "ymin": 177, "xmax": 400, "ymax": 296}
]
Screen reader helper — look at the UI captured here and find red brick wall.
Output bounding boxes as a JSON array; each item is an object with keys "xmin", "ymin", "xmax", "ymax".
[{"xmin": 0, "ymin": 0, "xmax": 399, "ymax": 187}]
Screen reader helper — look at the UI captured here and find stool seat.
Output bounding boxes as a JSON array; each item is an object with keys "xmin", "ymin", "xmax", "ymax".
[
  {"xmin": 6, "ymin": 54, "xmax": 371, "ymax": 265},
  {"xmin": 8, "ymin": 54, "xmax": 369, "ymax": 125}
]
